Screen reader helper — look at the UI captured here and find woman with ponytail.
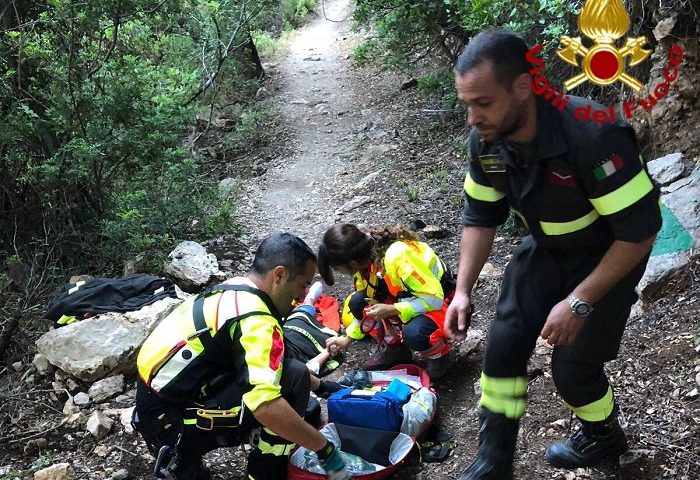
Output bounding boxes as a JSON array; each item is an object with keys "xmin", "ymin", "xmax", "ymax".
[{"xmin": 318, "ymin": 223, "xmax": 455, "ymax": 379}]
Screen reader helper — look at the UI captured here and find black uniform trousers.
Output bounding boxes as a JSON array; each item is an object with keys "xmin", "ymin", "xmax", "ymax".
[
  {"xmin": 134, "ymin": 358, "xmax": 310, "ymax": 480},
  {"xmin": 483, "ymin": 236, "xmax": 648, "ymax": 410}
]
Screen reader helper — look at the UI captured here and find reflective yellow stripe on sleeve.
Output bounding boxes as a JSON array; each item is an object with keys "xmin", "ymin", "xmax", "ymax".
[
  {"xmin": 464, "ymin": 172, "xmax": 505, "ymax": 202},
  {"xmin": 589, "ymin": 170, "xmax": 653, "ymax": 215},
  {"xmin": 539, "ymin": 210, "xmax": 600, "ymax": 236}
]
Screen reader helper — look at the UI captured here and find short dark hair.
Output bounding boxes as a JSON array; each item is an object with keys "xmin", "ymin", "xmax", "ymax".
[
  {"xmin": 251, "ymin": 233, "xmax": 316, "ymax": 279},
  {"xmin": 455, "ymin": 29, "xmax": 530, "ymax": 90}
]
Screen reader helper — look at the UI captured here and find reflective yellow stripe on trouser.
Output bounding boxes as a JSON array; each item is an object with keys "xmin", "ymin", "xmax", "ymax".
[
  {"xmin": 565, "ymin": 385, "xmax": 615, "ymax": 422},
  {"xmin": 479, "ymin": 373, "xmax": 528, "ymax": 419},
  {"xmin": 257, "ymin": 427, "xmax": 295, "ymax": 456}
]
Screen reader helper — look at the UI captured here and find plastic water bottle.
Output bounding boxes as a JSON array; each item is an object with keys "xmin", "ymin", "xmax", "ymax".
[{"xmin": 341, "ymin": 451, "xmax": 377, "ymax": 473}]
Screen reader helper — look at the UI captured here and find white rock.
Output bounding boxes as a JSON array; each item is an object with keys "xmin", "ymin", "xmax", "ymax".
[
  {"xmin": 335, "ymin": 196, "xmax": 371, "ymax": 215},
  {"xmin": 86, "ymin": 411, "xmax": 114, "ymax": 440},
  {"xmin": 648, "ymin": 152, "xmax": 686, "ymax": 186},
  {"xmin": 479, "ymin": 262, "xmax": 503, "ymax": 278},
  {"xmin": 66, "ymin": 412, "xmax": 86, "ymax": 427},
  {"xmin": 73, "ymin": 392, "xmax": 91, "ymax": 407},
  {"xmin": 36, "ymin": 297, "xmax": 181, "ymax": 382},
  {"xmin": 164, "ymin": 241, "xmax": 223, "ymax": 291},
  {"xmin": 12, "ymin": 361, "xmax": 23, "ymax": 371},
  {"xmin": 112, "ymin": 469, "xmax": 130, "ymax": 480},
  {"xmin": 63, "ymin": 397, "xmax": 78, "ymax": 416},
  {"xmin": 34, "ymin": 463, "xmax": 75, "ymax": 480},
  {"xmin": 32, "ymin": 353, "xmax": 54, "ymax": 376},
  {"xmin": 120, "ymin": 406, "xmax": 135, "ymax": 434},
  {"xmin": 93, "ymin": 444, "xmax": 110, "ymax": 457},
  {"xmin": 422, "ymin": 225, "xmax": 448, "ymax": 239},
  {"xmin": 88, "ymin": 374, "xmax": 125, "ymax": 403},
  {"xmin": 696, "ymin": 372, "xmax": 700, "ymax": 388},
  {"xmin": 637, "ymin": 252, "xmax": 690, "ymax": 300},
  {"xmin": 653, "ymin": 15, "xmax": 677, "ymax": 40}
]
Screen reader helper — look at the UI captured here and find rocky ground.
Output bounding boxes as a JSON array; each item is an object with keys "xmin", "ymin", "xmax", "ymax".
[{"xmin": 1, "ymin": 1, "xmax": 699, "ymax": 479}]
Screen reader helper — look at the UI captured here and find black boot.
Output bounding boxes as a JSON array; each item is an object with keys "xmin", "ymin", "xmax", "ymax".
[
  {"xmin": 457, "ymin": 408, "xmax": 519, "ymax": 480},
  {"xmin": 545, "ymin": 414, "xmax": 628, "ymax": 469}
]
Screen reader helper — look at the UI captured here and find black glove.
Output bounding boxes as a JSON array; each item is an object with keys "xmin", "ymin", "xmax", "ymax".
[
  {"xmin": 314, "ymin": 380, "xmax": 344, "ymax": 399},
  {"xmin": 316, "ymin": 441, "xmax": 350, "ymax": 480}
]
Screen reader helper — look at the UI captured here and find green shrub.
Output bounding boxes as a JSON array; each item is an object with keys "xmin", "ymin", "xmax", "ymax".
[
  {"xmin": 352, "ymin": 38, "xmax": 381, "ymax": 66},
  {"xmin": 252, "ymin": 30, "xmax": 278, "ymax": 57}
]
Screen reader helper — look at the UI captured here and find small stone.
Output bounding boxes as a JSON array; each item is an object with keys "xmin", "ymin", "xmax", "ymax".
[
  {"xmin": 671, "ymin": 388, "xmax": 681, "ymax": 399},
  {"xmin": 86, "ymin": 411, "xmax": 114, "ymax": 440},
  {"xmin": 63, "ymin": 398, "xmax": 78, "ymax": 416},
  {"xmin": 24, "ymin": 438, "xmax": 49, "ymax": 455},
  {"xmin": 551, "ymin": 418, "xmax": 569, "ymax": 429},
  {"xmin": 400, "ymin": 78, "xmax": 418, "ymax": 90},
  {"xmin": 88, "ymin": 374, "xmax": 125, "ymax": 403},
  {"xmin": 687, "ymin": 388, "xmax": 699, "ymax": 399},
  {"xmin": 34, "ymin": 463, "xmax": 75, "ymax": 480},
  {"xmin": 119, "ymin": 406, "xmax": 135, "ymax": 434},
  {"xmin": 422, "ymin": 224, "xmax": 448, "ymax": 239},
  {"xmin": 93, "ymin": 444, "xmax": 110, "ymax": 457},
  {"xmin": 620, "ymin": 448, "xmax": 657, "ymax": 467},
  {"xmin": 32, "ymin": 353, "xmax": 54, "ymax": 376},
  {"xmin": 66, "ymin": 378, "xmax": 81, "ymax": 394},
  {"xmin": 66, "ymin": 412, "xmax": 86, "ymax": 427},
  {"xmin": 112, "ymin": 469, "xmax": 130, "ymax": 480},
  {"xmin": 479, "ymin": 262, "xmax": 503, "ymax": 278},
  {"xmin": 695, "ymin": 372, "xmax": 700, "ymax": 388},
  {"xmin": 73, "ymin": 392, "xmax": 91, "ymax": 407},
  {"xmin": 12, "ymin": 361, "xmax": 22, "ymax": 372}
]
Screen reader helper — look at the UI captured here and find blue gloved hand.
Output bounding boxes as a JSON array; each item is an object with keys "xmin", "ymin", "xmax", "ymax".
[{"xmin": 316, "ymin": 441, "xmax": 350, "ymax": 480}]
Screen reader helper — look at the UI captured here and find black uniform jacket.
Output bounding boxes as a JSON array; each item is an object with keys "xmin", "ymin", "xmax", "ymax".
[{"xmin": 461, "ymin": 96, "xmax": 662, "ymax": 251}]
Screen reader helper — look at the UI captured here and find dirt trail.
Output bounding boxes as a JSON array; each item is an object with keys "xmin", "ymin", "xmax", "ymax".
[{"xmin": 238, "ymin": 0, "xmax": 363, "ymax": 248}]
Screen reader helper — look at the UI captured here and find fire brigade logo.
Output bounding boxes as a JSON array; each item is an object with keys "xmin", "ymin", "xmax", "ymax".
[{"xmin": 557, "ymin": 0, "xmax": 651, "ymax": 91}]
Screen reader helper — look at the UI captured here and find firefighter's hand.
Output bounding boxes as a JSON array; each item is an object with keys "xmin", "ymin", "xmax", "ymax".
[
  {"xmin": 317, "ymin": 441, "xmax": 350, "ymax": 480},
  {"xmin": 540, "ymin": 300, "xmax": 585, "ymax": 346},
  {"xmin": 365, "ymin": 303, "xmax": 398, "ymax": 320},
  {"xmin": 445, "ymin": 292, "xmax": 473, "ymax": 341},
  {"xmin": 326, "ymin": 335, "xmax": 352, "ymax": 355}
]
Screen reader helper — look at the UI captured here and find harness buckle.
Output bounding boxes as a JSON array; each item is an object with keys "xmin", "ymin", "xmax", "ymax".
[{"xmin": 195, "ymin": 407, "xmax": 241, "ymax": 431}]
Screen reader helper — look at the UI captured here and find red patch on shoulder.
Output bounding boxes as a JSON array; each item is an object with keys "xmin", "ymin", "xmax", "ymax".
[
  {"xmin": 269, "ymin": 328, "xmax": 284, "ymax": 371},
  {"xmin": 548, "ymin": 170, "xmax": 576, "ymax": 187}
]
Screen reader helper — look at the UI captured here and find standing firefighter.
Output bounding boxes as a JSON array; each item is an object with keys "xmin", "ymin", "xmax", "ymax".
[
  {"xmin": 445, "ymin": 30, "xmax": 662, "ymax": 479},
  {"xmin": 133, "ymin": 233, "xmax": 349, "ymax": 480}
]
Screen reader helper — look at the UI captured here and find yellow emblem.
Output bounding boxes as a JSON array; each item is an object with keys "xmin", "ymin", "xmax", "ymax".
[{"xmin": 557, "ymin": 0, "xmax": 651, "ymax": 91}]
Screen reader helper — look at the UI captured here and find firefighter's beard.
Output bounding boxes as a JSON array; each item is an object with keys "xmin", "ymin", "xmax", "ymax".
[{"xmin": 499, "ymin": 102, "xmax": 528, "ymax": 140}]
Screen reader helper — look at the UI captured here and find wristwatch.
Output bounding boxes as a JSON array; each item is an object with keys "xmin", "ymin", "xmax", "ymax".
[{"xmin": 566, "ymin": 294, "xmax": 593, "ymax": 318}]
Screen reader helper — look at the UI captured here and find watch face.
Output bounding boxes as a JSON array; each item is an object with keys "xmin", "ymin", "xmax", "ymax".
[{"xmin": 575, "ymin": 303, "xmax": 591, "ymax": 316}]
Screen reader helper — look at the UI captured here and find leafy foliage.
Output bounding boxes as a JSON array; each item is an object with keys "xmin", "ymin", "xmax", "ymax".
[
  {"xmin": 0, "ymin": 0, "xmax": 284, "ymax": 274},
  {"xmin": 353, "ymin": 0, "xmax": 581, "ymax": 69}
]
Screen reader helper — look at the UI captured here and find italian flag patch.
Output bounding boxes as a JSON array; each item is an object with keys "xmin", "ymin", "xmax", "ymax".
[{"xmin": 594, "ymin": 154, "xmax": 624, "ymax": 180}]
